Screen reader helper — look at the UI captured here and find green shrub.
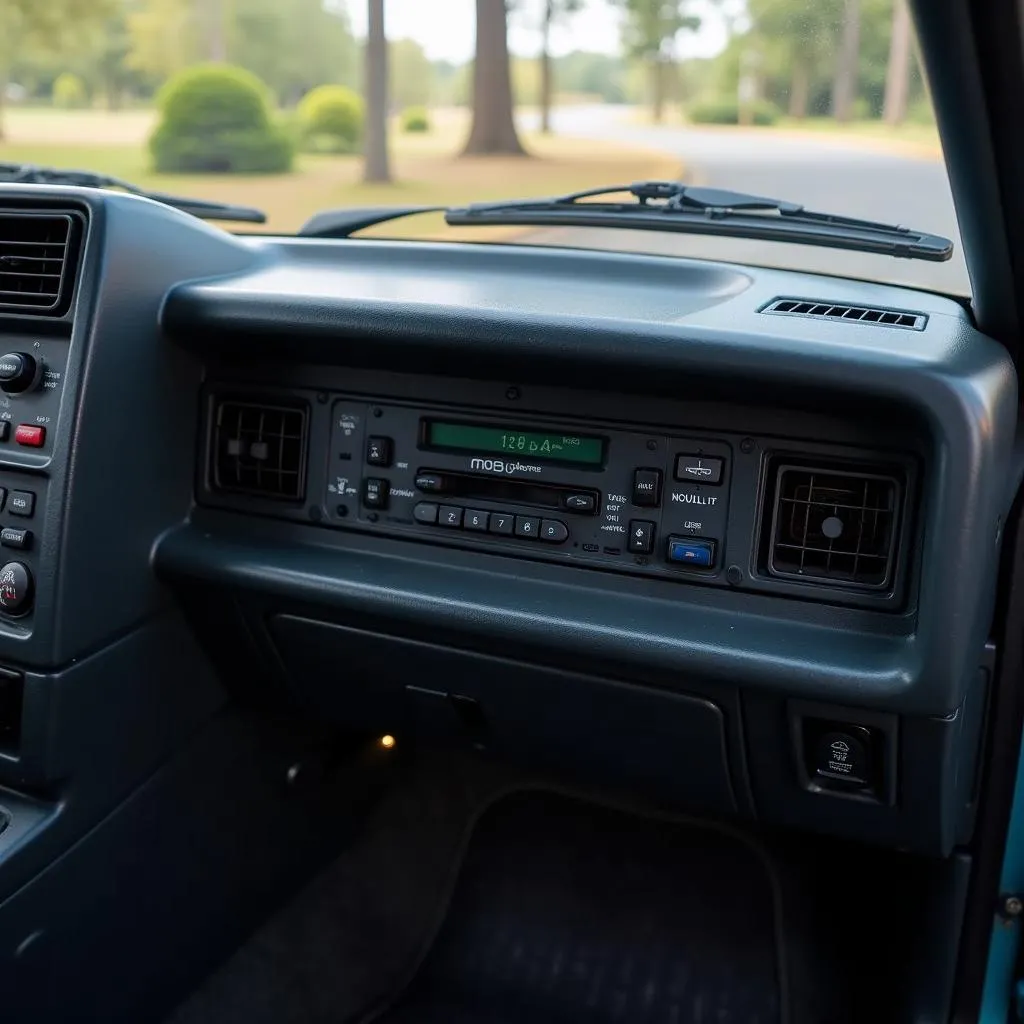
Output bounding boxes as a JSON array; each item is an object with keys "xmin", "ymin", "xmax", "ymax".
[
  {"xmin": 401, "ymin": 106, "xmax": 430, "ymax": 132},
  {"xmin": 688, "ymin": 98, "xmax": 779, "ymax": 126},
  {"xmin": 149, "ymin": 64, "xmax": 294, "ymax": 174},
  {"xmin": 52, "ymin": 73, "xmax": 87, "ymax": 109},
  {"xmin": 297, "ymin": 85, "xmax": 363, "ymax": 152}
]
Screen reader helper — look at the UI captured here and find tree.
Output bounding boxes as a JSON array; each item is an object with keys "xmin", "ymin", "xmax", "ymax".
[
  {"xmin": 882, "ymin": 0, "xmax": 911, "ymax": 125},
  {"xmin": 831, "ymin": 0, "xmax": 861, "ymax": 121},
  {"xmin": 126, "ymin": 0, "xmax": 199, "ymax": 80},
  {"xmin": 390, "ymin": 38, "xmax": 433, "ymax": 111},
  {"xmin": 0, "ymin": 0, "xmax": 113, "ymax": 139},
  {"xmin": 363, "ymin": 0, "xmax": 390, "ymax": 182},
  {"xmin": 745, "ymin": 0, "xmax": 842, "ymax": 120},
  {"xmin": 539, "ymin": 0, "xmax": 583, "ymax": 133},
  {"xmin": 617, "ymin": 0, "xmax": 700, "ymax": 123},
  {"xmin": 463, "ymin": 0, "xmax": 526, "ymax": 155}
]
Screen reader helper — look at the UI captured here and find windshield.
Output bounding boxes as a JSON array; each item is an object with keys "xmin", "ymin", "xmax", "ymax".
[{"xmin": 0, "ymin": 0, "xmax": 967, "ymax": 296}]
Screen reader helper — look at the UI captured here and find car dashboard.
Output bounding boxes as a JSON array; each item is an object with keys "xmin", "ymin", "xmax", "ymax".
[{"xmin": 0, "ymin": 184, "xmax": 1015, "ymax": 916}]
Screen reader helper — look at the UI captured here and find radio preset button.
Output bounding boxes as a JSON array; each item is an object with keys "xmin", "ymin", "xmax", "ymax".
[
  {"xmin": 563, "ymin": 492, "xmax": 597, "ymax": 513},
  {"xmin": 675, "ymin": 455, "xmax": 724, "ymax": 485},
  {"xmin": 632, "ymin": 468, "xmax": 662, "ymax": 507},
  {"xmin": 489, "ymin": 512, "xmax": 514, "ymax": 535},
  {"xmin": 464, "ymin": 510, "xmax": 489, "ymax": 531},
  {"xmin": 366, "ymin": 436, "xmax": 393, "ymax": 467},
  {"xmin": 540, "ymin": 520, "xmax": 569, "ymax": 544},
  {"xmin": 628, "ymin": 520, "xmax": 655, "ymax": 554},
  {"xmin": 363, "ymin": 478, "xmax": 389, "ymax": 509},
  {"xmin": 514, "ymin": 515, "xmax": 540, "ymax": 539},
  {"xmin": 439, "ymin": 506, "xmax": 463, "ymax": 528},
  {"xmin": 413, "ymin": 502, "xmax": 439, "ymax": 524}
]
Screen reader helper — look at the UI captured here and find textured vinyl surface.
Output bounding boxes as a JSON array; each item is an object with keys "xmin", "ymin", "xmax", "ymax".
[{"xmin": 372, "ymin": 791, "xmax": 784, "ymax": 1024}]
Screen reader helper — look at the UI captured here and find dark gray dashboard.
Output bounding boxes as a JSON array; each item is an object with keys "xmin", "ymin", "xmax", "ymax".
[{"xmin": 0, "ymin": 185, "xmax": 1016, "ymax": 869}]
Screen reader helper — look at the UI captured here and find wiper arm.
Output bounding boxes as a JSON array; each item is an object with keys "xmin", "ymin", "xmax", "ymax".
[
  {"xmin": 444, "ymin": 180, "xmax": 953, "ymax": 262},
  {"xmin": 0, "ymin": 163, "xmax": 267, "ymax": 224}
]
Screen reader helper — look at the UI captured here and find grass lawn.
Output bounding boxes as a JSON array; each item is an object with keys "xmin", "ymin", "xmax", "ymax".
[{"xmin": 0, "ymin": 107, "xmax": 681, "ymax": 237}]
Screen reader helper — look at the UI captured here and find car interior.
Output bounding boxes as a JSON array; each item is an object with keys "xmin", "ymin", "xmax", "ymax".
[{"xmin": 4, "ymin": 1, "xmax": 1024, "ymax": 1022}]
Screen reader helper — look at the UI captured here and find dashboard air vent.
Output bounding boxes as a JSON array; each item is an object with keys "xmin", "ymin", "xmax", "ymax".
[
  {"xmin": 0, "ymin": 211, "xmax": 80, "ymax": 317},
  {"xmin": 766, "ymin": 463, "xmax": 902, "ymax": 590},
  {"xmin": 762, "ymin": 298, "xmax": 926, "ymax": 330},
  {"xmin": 211, "ymin": 399, "xmax": 308, "ymax": 501}
]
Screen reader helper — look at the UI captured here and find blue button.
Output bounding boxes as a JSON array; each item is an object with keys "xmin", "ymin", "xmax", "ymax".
[{"xmin": 667, "ymin": 537, "xmax": 716, "ymax": 568}]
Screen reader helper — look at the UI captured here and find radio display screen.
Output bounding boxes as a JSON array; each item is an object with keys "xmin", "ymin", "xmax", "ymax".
[{"xmin": 425, "ymin": 420, "xmax": 605, "ymax": 465}]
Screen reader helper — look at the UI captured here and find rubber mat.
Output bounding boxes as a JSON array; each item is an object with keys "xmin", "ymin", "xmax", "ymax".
[{"xmin": 366, "ymin": 791, "xmax": 786, "ymax": 1024}]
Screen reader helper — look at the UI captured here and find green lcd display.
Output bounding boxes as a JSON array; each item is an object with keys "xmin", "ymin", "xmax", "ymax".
[{"xmin": 426, "ymin": 421, "xmax": 605, "ymax": 465}]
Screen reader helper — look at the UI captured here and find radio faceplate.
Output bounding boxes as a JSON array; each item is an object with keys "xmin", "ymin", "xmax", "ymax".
[{"xmin": 325, "ymin": 398, "xmax": 732, "ymax": 582}]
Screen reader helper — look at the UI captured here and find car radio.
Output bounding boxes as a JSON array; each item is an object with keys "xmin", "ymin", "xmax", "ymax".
[{"xmin": 325, "ymin": 398, "xmax": 732, "ymax": 583}]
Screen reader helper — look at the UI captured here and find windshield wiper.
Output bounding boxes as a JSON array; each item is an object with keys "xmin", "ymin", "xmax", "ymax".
[
  {"xmin": 441, "ymin": 181, "xmax": 953, "ymax": 262},
  {"xmin": 0, "ymin": 163, "xmax": 266, "ymax": 224}
]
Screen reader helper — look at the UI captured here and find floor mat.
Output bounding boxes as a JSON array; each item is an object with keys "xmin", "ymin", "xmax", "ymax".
[{"xmin": 366, "ymin": 790, "xmax": 786, "ymax": 1024}]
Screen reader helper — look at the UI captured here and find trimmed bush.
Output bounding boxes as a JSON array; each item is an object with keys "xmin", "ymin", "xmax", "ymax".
[
  {"xmin": 297, "ymin": 85, "xmax": 363, "ymax": 153},
  {"xmin": 149, "ymin": 64, "xmax": 294, "ymax": 174},
  {"xmin": 401, "ymin": 106, "xmax": 430, "ymax": 133},
  {"xmin": 52, "ymin": 73, "xmax": 87, "ymax": 109},
  {"xmin": 688, "ymin": 98, "xmax": 779, "ymax": 126}
]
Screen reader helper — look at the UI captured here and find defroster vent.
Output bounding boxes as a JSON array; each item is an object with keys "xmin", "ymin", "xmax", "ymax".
[
  {"xmin": 762, "ymin": 298, "xmax": 926, "ymax": 330},
  {"xmin": 0, "ymin": 211, "xmax": 81, "ymax": 317},
  {"xmin": 765, "ymin": 463, "xmax": 902, "ymax": 590},
  {"xmin": 211, "ymin": 399, "xmax": 308, "ymax": 501}
]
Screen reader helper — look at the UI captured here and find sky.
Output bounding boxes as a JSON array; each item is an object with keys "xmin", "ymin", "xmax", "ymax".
[{"xmin": 342, "ymin": 1, "xmax": 732, "ymax": 64}]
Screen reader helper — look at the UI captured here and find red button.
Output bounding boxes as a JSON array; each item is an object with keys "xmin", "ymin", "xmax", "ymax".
[{"xmin": 14, "ymin": 425, "xmax": 45, "ymax": 448}]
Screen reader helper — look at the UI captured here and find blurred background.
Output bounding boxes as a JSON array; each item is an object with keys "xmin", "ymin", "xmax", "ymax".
[{"xmin": 0, "ymin": 0, "xmax": 966, "ymax": 294}]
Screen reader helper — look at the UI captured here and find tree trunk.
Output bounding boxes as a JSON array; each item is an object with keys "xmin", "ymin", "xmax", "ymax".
[
  {"xmin": 363, "ymin": 0, "xmax": 391, "ymax": 182},
  {"xmin": 201, "ymin": 0, "xmax": 228, "ymax": 62},
  {"xmin": 0, "ymin": 71, "xmax": 7, "ymax": 143},
  {"xmin": 463, "ymin": 0, "xmax": 526, "ymax": 155},
  {"xmin": 788, "ymin": 59, "xmax": 809, "ymax": 119},
  {"xmin": 831, "ymin": 0, "xmax": 861, "ymax": 122},
  {"xmin": 651, "ymin": 60, "xmax": 665, "ymax": 123},
  {"xmin": 883, "ymin": 0, "xmax": 912, "ymax": 126},
  {"xmin": 540, "ymin": 0, "xmax": 553, "ymax": 133}
]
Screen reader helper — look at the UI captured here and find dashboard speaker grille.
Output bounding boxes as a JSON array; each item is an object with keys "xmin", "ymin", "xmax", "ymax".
[
  {"xmin": 762, "ymin": 298, "xmax": 926, "ymax": 330},
  {"xmin": 0, "ymin": 211, "xmax": 80, "ymax": 317},
  {"xmin": 211, "ymin": 399, "xmax": 308, "ymax": 501},
  {"xmin": 767, "ymin": 465, "xmax": 901, "ymax": 590}
]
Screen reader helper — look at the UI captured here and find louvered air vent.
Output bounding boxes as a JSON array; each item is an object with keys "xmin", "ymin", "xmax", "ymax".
[
  {"xmin": 0, "ymin": 212, "xmax": 80, "ymax": 317},
  {"xmin": 765, "ymin": 464, "xmax": 902, "ymax": 590},
  {"xmin": 211, "ymin": 399, "xmax": 308, "ymax": 501},
  {"xmin": 762, "ymin": 298, "xmax": 926, "ymax": 330}
]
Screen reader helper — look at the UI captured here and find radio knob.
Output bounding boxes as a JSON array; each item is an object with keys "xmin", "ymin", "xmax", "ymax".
[
  {"xmin": 0, "ymin": 561, "xmax": 32, "ymax": 615},
  {"xmin": 0, "ymin": 353, "xmax": 41, "ymax": 395}
]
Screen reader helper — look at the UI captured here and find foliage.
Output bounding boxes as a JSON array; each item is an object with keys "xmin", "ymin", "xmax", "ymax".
[
  {"xmin": 149, "ymin": 64, "xmax": 293, "ymax": 172},
  {"xmin": 390, "ymin": 38, "xmax": 433, "ymax": 110},
  {"xmin": 52, "ymin": 73, "xmax": 88, "ymax": 108},
  {"xmin": 688, "ymin": 98, "xmax": 780, "ymax": 125},
  {"xmin": 616, "ymin": 0, "xmax": 701, "ymax": 60},
  {"xmin": 297, "ymin": 84, "xmax": 363, "ymax": 153},
  {"xmin": 401, "ymin": 106, "xmax": 431, "ymax": 133}
]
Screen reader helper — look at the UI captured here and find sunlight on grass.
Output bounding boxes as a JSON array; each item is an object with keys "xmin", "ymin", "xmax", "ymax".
[{"xmin": 0, "ymin": 107, "xmax": 681, "ymax": 235}]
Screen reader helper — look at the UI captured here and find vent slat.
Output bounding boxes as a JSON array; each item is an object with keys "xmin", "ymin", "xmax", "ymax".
[
  {"xmin": 762, "ymin": 297, "xmax": 926, "ymax": 330},
  {"xmin": 765, "ymin": 463, "xmax": 901, "ymax": 590},
  {"xmin": 211, "ymin": 399, "xmax": 308, "ymax": 502},
  {"xmin": 0, "ymin": 212, "xmax": 77, "ymax": 317}
]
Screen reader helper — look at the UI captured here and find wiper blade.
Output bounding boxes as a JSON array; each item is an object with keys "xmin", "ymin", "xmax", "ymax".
[
  {"xmin": 445, "ymin": 180, "xmax": 953, "ymax": 262},
  {"xmin": 0, "ymin": 163, "xmax": 266, "ymax": 224}
]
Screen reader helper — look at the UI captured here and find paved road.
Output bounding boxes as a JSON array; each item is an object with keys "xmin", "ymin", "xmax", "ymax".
[{"xmin": 518, "ymin": 107, "xmax": 969, "ymax": 296}]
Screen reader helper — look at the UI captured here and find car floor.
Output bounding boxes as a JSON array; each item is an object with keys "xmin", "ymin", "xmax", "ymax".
[{"xmin": 164, "ymin": 745, "xmax": 933, "ymax": 1024}]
